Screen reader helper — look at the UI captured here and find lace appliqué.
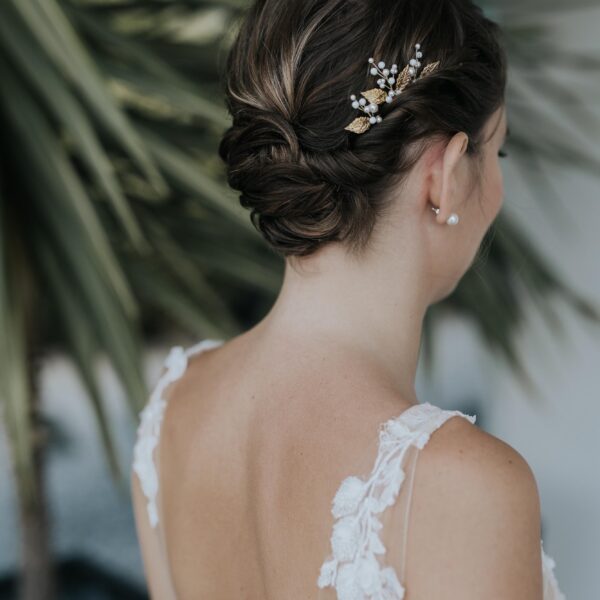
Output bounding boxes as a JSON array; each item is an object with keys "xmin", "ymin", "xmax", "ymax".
[
  {"xmin": 541, "ymin": 542, "xmax": 566, "ymax": 600},
  {"xmin": 317, "ymin": 403, "xmax": 476, "ymax": 600},
  {"xmin": 132, "ymin": 339, "xmax": 224, "ymax": 528}
]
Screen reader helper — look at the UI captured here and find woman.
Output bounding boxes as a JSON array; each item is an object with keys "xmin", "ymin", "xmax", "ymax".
[{"xmin": 131, "ymin": 0, "xmax": 566, "ymax": 597}]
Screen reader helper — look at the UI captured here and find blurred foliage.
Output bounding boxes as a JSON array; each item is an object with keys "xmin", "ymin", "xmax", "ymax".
[
  {"xmin": 0, "ymin": 0, "xmax": 599, "ymax": 526},
  {"xmin": 0, "ymin": 0, "xmax": 281, "ymax": 500}
]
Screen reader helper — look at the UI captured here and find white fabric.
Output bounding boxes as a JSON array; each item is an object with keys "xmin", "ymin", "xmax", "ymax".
[
  {"xmin": 132, "ymin": 338, "xmax": 566, "ymax": 600},
  {"xmin": 132, "ymin": 339, "xmax": 224, "ymax": 527}
]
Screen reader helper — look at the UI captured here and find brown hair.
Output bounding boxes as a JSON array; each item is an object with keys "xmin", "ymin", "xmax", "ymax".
[{"xmin": 218, "ymin": 0, "xmax": 507, "ymax": 258}]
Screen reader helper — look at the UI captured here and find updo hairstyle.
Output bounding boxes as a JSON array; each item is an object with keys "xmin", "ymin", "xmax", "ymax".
[{"xmin": 218, "ymin": 0, "xmax": 507, "ymax": 258}]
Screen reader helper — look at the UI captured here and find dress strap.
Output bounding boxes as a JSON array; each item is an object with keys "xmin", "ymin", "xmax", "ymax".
[
  {"xmin": 541, "ymin": 541, "xmax": 566, "ymax": 600},
  {"xmin": 132, "ymin": 338, "xmax": 225, "ymax": 528},
  {"xmin": 317, "ymin": 402, "xmax": 477, "ymax": 599},
  {"xmin": 393, "ymin": 403, "xmax": 477, "ymax": 585}
]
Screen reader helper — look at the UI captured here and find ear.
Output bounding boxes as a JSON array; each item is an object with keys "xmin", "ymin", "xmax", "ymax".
[{"xmin": 429, "ymin": 132, "xmax": 469, "ymax": 225}]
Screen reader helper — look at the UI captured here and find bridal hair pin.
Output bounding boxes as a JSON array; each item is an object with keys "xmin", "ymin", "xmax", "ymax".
[{"xmin": 345, "ymin": 43, "xmax": 440, "ymax": 134}]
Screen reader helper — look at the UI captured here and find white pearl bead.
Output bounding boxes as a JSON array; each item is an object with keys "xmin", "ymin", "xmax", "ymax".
[
  {"xmin": 415, "ymin": 43, "xmax": 421, "ymax": 49},
  {"xmin": 416, "ymin": 51, "xmax": 423, "ymax": 58},
  {"xmin": 378, "ymin": 61, "xmax": 385, "ymax": 69},
  {"xmin": 446, "ymin": 213, "xmax": 459, "ymax": 226},
  {"xmin": 350, "ymin": 94, "xmax": 356, "ymax": 100},
  {"xmin": 386, "ymin": 96, "xmax": 393, "ymax": 103},
  {"xmin": 383, "ymin": 68, "xmax": 389, "ymax": 75},
  {"xmin": 379, "ymin": 83, "xmax": 386, "ymax": 88},
  {"xmin": 388, "ymin": 77, "xmax": 395, "ymax": 84},
  {"xmin": 376, "ymin": 116, "xmax": 382, "ymax": 123},
  {"xmin": 409, "ymin": 58, "xmax": 417, "ymax": 66},
  {"xmin": 368, "ymin": 57, "xmax": 374, "ymax": 63},
  {"xmin": 369, "ymin": 103, "xmax": 378, "ymax": 112},
  {"xmin": 370, "ymin": 67, "xmax": 378, "ymax": 75},
  {"xmin": 409, "ymin": 67, "xmax": 415, "ymax": 74},
  {"xmin": 359, "ymin": 98, "xmax": 367, "ymax": 105},
  {"xmin": 369, "ymin": 116, "xmax": 377, "ymax": 124},
  {"xmin": 352, "ymin": 101, "xmax": 359, "ymax": 109}
]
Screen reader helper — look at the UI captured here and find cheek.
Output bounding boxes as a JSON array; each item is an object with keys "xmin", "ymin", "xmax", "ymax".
[
  {"xmin": 487, "ymin": 160, "xmax": 504, "ymax": 215},
  {"xmin": 495, "ymin": 166, "xmax": 504, "ymax": 210}
]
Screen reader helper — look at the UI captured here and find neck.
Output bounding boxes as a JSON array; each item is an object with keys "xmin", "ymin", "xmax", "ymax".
[{"xmin": 254, "ymin": 239, "xmax": 430, "ymax": 400}]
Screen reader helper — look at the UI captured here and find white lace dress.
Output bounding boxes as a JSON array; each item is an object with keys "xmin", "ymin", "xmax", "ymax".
[{"xmin": 132, "ymin": 338, "xmax": 566, "ymax": 600}]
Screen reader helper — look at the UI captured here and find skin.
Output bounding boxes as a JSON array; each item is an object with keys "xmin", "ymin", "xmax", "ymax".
[
  {"xmin": 252, "ymin": 103, "xmax": 509, "ymax": 403},
  {"xmin": 132, "ymin": 104, "xmax": 544, "ymax": 599}
]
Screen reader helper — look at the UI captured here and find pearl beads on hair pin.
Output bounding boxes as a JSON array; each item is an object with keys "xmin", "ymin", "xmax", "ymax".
[{"xmin": 345, "ymin": 43, "xmax": 440, "ymax": 135}]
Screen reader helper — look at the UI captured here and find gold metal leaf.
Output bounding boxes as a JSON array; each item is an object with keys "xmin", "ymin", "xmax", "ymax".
[
  {"xmin": 360, "ymin": 88, "xmax": 387, "ymax": 104},
  {"xmin": 419, "ymin": 60, "xmax": 440, "ymax": 78},
  {"xmin": 344, "ymin": 116, "xmax": 371, "ymax": 134},
  {"xmin": 394, "ymin": 64, "xmax": 411, "ymax": 92}
]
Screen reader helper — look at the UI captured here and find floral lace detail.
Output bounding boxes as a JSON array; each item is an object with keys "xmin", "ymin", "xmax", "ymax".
[
  {"xmin": 317, "ymin": 402, "xmax": 477, "ymax": 600},
  {"xmin": 541, "ymin": 541, "xmax": 566, "ymax": 600},
  {"xmin": 132, "ymin": 338, "xmax": 224, "ymax": 528}
]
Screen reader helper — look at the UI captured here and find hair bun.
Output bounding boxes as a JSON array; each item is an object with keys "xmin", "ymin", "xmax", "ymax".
[
  {"xmin": 219, "ymin": 121, "xmax": 375, "ymax": 256},
  {"xmin": 218, "ymin": 0, "xmax": 507, "ymax": 257}
]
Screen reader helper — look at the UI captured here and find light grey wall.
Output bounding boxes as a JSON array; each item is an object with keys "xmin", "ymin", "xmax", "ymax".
[{"xmin": 417, "ymin": 6, "xmax": 600, "ymax": 598}]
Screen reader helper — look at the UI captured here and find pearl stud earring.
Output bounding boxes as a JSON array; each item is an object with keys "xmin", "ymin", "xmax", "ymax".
[{"xmin": 430, "ymin": 205, "xmax": 460, "ymax": 225}]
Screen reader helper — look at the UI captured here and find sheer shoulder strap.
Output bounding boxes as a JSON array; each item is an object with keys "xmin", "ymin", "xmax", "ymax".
[
  {"xmin": 541, "ymin": 541, "xmax": 566, "ymax": 600},
  {"xmin": 132, "ymin": 338, "xmax": 225, "ymax": 528},
  {"xmin": 317, "ymin": 402, "xmax": 477, "ymax": 600},
  {"xmin": 386, "ymin": 408, "xmax": 566, "ymax": 600}
]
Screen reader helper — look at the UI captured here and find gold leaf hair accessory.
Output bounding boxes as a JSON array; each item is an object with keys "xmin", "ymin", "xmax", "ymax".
[{"xmin": 345, "ymin": 43, "xmax": 440, "ymax": 134}]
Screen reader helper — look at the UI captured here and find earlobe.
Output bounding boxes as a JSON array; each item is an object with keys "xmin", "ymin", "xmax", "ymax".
[
  {"xmin": 430, "ymin": 205, "xmax": 460, "ymax": 226},
  {"xmin": 430, "ymin": 132, "xmax": 468, "ymax": 225}
]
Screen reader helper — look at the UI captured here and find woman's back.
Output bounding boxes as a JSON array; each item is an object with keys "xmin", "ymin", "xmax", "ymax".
[{"xmin": 131, "ymin": 333, "xmax": 565, "ymax": 599}]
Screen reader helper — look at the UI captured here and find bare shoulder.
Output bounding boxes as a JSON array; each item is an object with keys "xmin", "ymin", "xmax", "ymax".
[
  {"xmin": 404, "ymin": 414, "xmax": 543, "ymax": 599},
  {"xmin": 418, "ymin": 414, "xmax": 541, "ymax": 502}
]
